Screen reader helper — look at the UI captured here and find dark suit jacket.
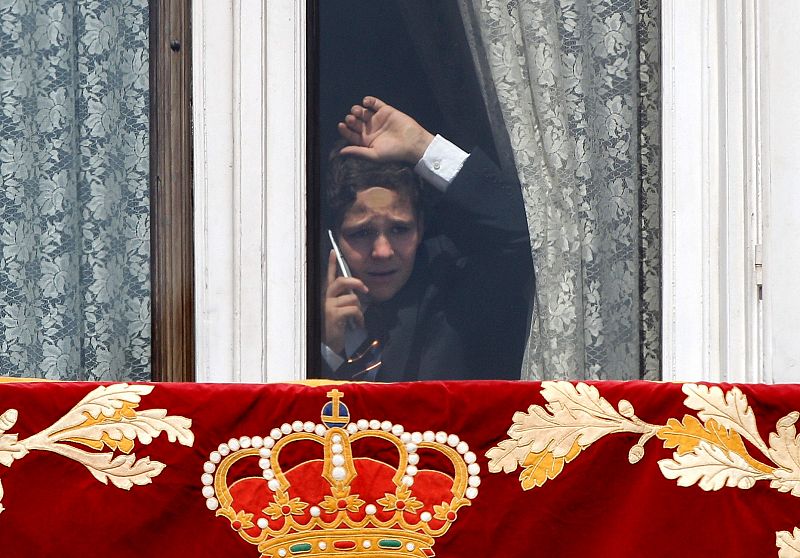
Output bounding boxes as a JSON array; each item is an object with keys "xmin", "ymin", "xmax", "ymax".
[{"xmin": 325, "ymin": 149, "xmax": 534, "ymax": 382}]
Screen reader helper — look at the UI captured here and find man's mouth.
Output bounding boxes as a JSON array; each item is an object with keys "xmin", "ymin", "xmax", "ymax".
[{"xmin": 367, "ymin": 270, "xmax": 397, "ymax": 281}]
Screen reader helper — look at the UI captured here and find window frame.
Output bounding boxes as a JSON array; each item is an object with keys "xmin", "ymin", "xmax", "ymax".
[
  {"xmin": 149, "ymin": 0, "xmax": 195, "ymax": 382},
  {"xmin": 190, "ymin": 0, "xmax": 776, "ymax": 385}
]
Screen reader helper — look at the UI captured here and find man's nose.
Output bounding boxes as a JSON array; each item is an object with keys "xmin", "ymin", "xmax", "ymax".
[{"xmin": 371, "ymin": 234, "xmax": 394, "ymax": 259}]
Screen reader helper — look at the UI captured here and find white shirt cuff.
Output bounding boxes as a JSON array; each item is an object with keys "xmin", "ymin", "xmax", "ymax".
[{"xmin": 414, "ymin": 134, "xmax": 469, "ymax": 192}]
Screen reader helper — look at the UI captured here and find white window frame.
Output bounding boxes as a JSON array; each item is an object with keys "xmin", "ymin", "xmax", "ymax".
[
  {"xmin": 193, "ymin": 0, "xmax": 788, "ymax": 384},
  {"xmin": 661, "ymin": 0, "xmax": 765, "ymax": 383},
  {"xmin": 193, "ymin": 0, "xmax": 307, "ymax": 383}
]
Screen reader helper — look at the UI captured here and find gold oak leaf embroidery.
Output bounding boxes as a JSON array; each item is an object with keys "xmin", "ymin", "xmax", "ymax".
[
  {"xmin": 489, "ymin": 382, "xmax": 800, "ymax": 558},
  {"xmin": 657, "ymin": 416, "xmax": 774, "ymax": 475},
  {"xmin": 519, "ymin": 439, "xmax": 582, "ymax": 490},
  {"xmin": 59, "ymin": 401, "xmax": 139, "ymax": 453}
]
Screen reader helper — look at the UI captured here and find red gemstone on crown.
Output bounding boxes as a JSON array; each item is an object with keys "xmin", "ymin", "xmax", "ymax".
[
  {"xmin": 337, "ymin": 499, "xmax": 348, "ymax": 509},
  {"xmin": 281, "ymin": 505, "xmax": 291, "ymax": 515},
  {"xmin": 446, "ymin": 512, "xmax": 456, "ymax": 521},
  {"xmin": 396, "ymin": 501, "xmax": 406, "ymax": 510},
  {"xmin": 232, "ymin": 520, "xmax": 242, "ymax": 530},
  {"xmin": 334, "ymin": 541, "xmax": 357, "ymax": 550}
]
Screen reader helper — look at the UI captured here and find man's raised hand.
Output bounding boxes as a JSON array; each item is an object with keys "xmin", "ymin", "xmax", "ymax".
[{"xmin": 337, "ymin": 96, "xmax": 434, "ymax": 165}]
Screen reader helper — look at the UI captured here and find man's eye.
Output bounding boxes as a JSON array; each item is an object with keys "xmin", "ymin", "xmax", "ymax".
[
  {"xmin": 348, "ymin": 229, "xmax": 370, "ymax": 239},
  {"xmin": 391, "ymin": 225, "xmax": 410, "ymax": 235}
]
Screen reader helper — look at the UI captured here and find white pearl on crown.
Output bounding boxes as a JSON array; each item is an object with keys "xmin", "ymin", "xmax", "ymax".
[
  {"xmin": 262, "ymin": 469, "xmax": 275, "ymax": 480},
  {"xmin": 259, "ymin": 448, "xmax": 271, "ymax": 459},
  {"xmin": 406, "ymin": 465, "xmax": 418, "ymax": 477},
  {"xmin": 259, "ymin": 458, "xmax": 270, "ymax": 470},
  {"xmin": 264, "ymin": 437, "xmax": 275, "ymax": 448},
  {"xmin": 268, "ymin": 479, "xmax": 280, "ymax": 492},
  {"xmin": 357, "ymin": 419, "xmax": 369, "ymax": 430},
  {"xmin": 319, "ymin": 542, "xmax": 327, "ymax": 550},
  {"xmin": 369, "ymin": 419, "xmax": 381, "ymax": 430},
  {"xmin": 239, "ymin": 436, "xmax": 252, "ymax": 448},
  {"xmin": 209, "ymin": 451, "xmax": 221, "ymax": 464},
  {"xmin": 468, "ymin": 475, "xmax": 481, "ymax": 488},
  {"xmin": 257, "ymin": 518, "xmax": 268, "ymax": 529},
  {"xmin": 331, "ymin": 434, "xmax": 342, "ymax": 444},
  {"xmin": 251, "ymin": 436, "xmax": 264, "ymax": 449},
  {"xmin": 464, "ymin": 451, "xmax": 476, "ymax": 464},
  {"xmin": 310, "ymin": 506, "xmax": 321, "ymax": 517},
  {"xmin": 400, "ymin": 432, "xmax": 412, "ymax": 443},
  {"xmin": 435, "ymin": 431, "xmax": 447, "ymax": 444},
  {"xmin": 304, "ymin": 421, "xmax": 315, "ymax": 433},
  {"xmin": 365, "ymin": 504, "xmax": 377, "ymax": 515},
  {"xmin": 332, "ymin": 466, "xmax": 347, "ymax": 481},
  {"xmin": 331, "ymin": 443, "xmax": 343, "ymax": 455},
  {"xmin": 270, "ymin": 428, "xmax": 282, "ymax": 440},
  {"xmin": 332, "ymin": 454, "xmax": 345, "ymax": 467},
  {"xmin": 202, "ymin": 485, "xmax": 215, "ymax": 498},
  {"xmin": 411, "ymin": 432, "xmax": 423, "ymax": 444},
  {"xmin": 292, "ymin": 421, "xmax": 304, "ymax": 432},
  {"xmin": 467, "ymin": 463, "xmax": 480, "ymax": 476},
  {"xmin": 406, "ymin": 542, "xmax": 416, "ymax": 551},
  {"xmin": 280, "ymin": 423, "xmax": 292, "ymax": 435},
  {"xmin": 421, "ymin": 511, "xmax": 432, "ymax": 522},
  {"xmin": 218, "ymin": 444, "xmax": 230, "ymax": 456},
  {"xmin": 363, "ymin": 541, "xmax": 372, "ymax": 549},
  {"xmin": 391, "ymin": 424, "xmax": 404, "ymax": 436},
  {"xmin": 206, "ymin": 497, "xmax": 219, "ymax": 511},
  {"xmin": 402, "ymin": 475, "xmax": 414, "ymax": 487},
  {"xmin": 466, "ymin": 487, "xmax": 478, "ymax": 499},
  {"xmin": 315, "ymin": 424, "xmax": 327, "ymax": 436},
  {"xmin": 203, "ymin": 461, "xmax": 216, "ymax": 474},
  {"xmin": 423, "ymin": 431, "xmax": 435, "ymax": 442},
  {"xmin": 346, "ymin": 423, "xmax": 358, "ymax": 434},
  {"xmin": 456, "ymin": 441, "xmax": 469, "ymax": 454},
  {"xmin": 408, "ymin": 453, "xmax": 420, "ymax": 465},
  {"xmin": 381, "ymin": 420, "xmax": 392, "ymax": 431},
  {"xmin": 447, "ymin": 434, "xmax": 460, "ymax": 447},
  {"xmin": 228, "ymin": 438, "xmax": 240, "ymax": 451},
  {"xmin": 201, "ymin": 473, "xmax": 213, "ymax": 486}
]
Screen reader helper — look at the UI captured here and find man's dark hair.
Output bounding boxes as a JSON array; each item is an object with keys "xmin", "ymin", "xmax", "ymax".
[{"xmin": 326, "ymin": 143, "xmax": 423, "ymax": 232}]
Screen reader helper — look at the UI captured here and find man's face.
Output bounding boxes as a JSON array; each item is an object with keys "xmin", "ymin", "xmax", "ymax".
[{"xmin": 338, "ymin": 186, "xmax": 422, "ymax": 302}]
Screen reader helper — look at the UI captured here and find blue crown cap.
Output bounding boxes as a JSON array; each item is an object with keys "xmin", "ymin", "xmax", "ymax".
[{"xmin": 321, "ymin": 389, "xmax": 350, "ymax": 428}]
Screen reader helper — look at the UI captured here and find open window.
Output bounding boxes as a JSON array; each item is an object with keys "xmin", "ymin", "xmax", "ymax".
[{"xmin": 309, "ymin": 0, "xmax": 662, "ymax": 382}]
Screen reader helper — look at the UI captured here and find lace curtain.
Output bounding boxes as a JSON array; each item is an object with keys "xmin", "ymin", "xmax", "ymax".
[
  {"xmin": 458, "ymin": 0, "xmax": 661, "ymax": 380},
  {"xmin": 0, "ymin": 1, "xmax": 150, "ymax": 380}
]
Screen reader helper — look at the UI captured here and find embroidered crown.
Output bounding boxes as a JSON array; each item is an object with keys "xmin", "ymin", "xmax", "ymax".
[{"xmin": 201, "ymin": 389, "xmax": 481, "ymax": 557}]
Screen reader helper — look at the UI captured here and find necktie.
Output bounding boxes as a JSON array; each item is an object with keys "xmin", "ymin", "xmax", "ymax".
[{"xmin": 344, "ymin": 306, "xmax": 386, "ymax": 381}]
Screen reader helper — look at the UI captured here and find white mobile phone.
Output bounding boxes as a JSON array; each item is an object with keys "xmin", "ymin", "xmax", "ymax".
[
  {"xmin": 328, "ymin": 229, "xmax": 363, "ymax": 338},
  {"xmin": 328, "ymin": 229, "xmax": 352, "ymax": 278}
]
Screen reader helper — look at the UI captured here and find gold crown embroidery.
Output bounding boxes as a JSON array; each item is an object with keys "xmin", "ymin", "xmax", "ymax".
[{"xmin": 202, "ymin": 389, "xmax": 480, "ymax": 557}]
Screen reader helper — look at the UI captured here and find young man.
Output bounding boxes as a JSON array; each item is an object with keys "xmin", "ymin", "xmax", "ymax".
[{"xmin": 322, "ymin": 97, "xmax": 534, "ymax": 382}]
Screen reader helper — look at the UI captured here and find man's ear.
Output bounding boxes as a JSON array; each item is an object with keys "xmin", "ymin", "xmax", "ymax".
[{"xmin": 416, "ymin": 215, "xmax": 425, "ymax": 242}]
